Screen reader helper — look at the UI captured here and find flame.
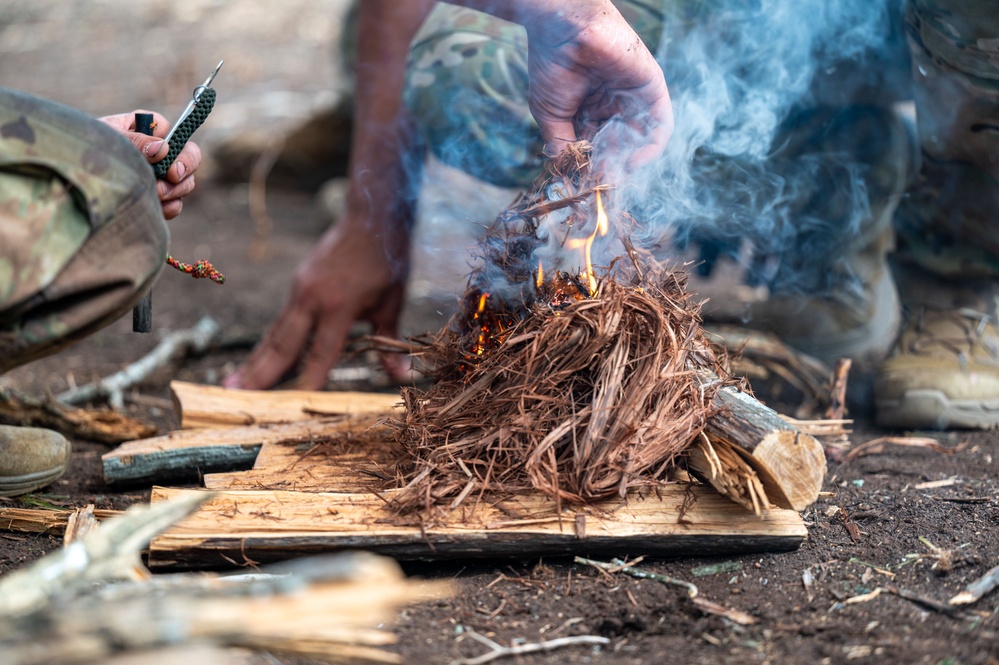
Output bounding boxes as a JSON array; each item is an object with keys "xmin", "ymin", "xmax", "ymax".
[
  {"xmin": 536, "ymin": 258, "xmax": 544, "ymax": 289},
  {"xmin": 566, "ymin": 189, "xmax": 610, "ymax": 295},
  {"xmin": 472, "ymin": 292, "xmax": 489, "ymax": 356}
]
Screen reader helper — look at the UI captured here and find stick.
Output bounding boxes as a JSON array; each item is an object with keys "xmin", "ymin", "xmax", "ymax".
[
  {"xmin": 0, "ymin": 386, "xmax": 155, "ymax": 444},
  {"xmin": 575, "ymin": 556, "xmax": 698, "ymax": 597},
  {"xmin": 574, "ymin": 556, "xmax": 757, "ymax": 626},
  {"xmin": 57, "ymin": 316, "xmax": 221, "ymax": 409},
  {"xmin": 824, "ymin": 358, "xmax": 852, "ymax": 421},
  {"xmin": 950, "ymin": 562, "xmax": 999, "ymax": 605},
  {"xmin": 450, "ymin": 629, "xmax": 609, "ymax": 665},
  {"xmin": 0, "ymin": 492, "xmax": 212, "ymax": 616}
]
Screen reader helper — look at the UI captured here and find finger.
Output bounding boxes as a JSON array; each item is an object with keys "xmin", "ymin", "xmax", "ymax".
[
  {"xmin": 627, "ymin": 92, "xmax": 674, "ymax": 168},
  {"xmin": 225, "ymin": 306, "xmax": 315, "ymax": 390},
  {"xmin": 159, "ymin": 175, "xmax": 197, "ymax": 202},
  {"xmin": 535, "ymin": 116, "xmax": 578, "ymax": 158},
  {"xmin": 164, "ymin": 141, "xmax": 202, "ymax": 184},
  {"xmin": 296, "ymin": 317, "xmax": 353, "ymax": 390},
  {"xmin": 368, "ymin": 295, "xmax": 413, "ymax": 382},
  {"xmin": 161, "ymin": 199, "xmax": 183, "ymax": 220}
]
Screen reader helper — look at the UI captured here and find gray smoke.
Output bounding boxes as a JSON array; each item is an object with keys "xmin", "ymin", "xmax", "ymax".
[{"xmin": 604, "ymin": 0, "xmax": 909, "ymax": 295}]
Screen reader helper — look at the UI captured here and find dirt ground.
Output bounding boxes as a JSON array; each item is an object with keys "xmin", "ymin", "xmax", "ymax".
[{"xmin": 3, "ymin": 3, "xmax": 999, "ymax": 664}]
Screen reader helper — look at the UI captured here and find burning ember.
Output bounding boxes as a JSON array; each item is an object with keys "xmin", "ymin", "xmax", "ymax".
[{"xmin": 392, "ymin": 142, "xmax": 730, "ymax": 518}]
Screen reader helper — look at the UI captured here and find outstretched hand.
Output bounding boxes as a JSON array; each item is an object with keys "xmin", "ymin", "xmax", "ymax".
[
  {"xmin": 99, "ymin": 111, "xmax": 202, "ymax": 220},
  {"xmin": 222, "ymin": 216, "xmax": 413, "ymax": 391}
]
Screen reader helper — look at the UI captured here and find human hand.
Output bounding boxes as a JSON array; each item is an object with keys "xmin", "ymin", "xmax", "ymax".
[
  {"xmin": 520, "ymin": 0, "xmax": 673, "ymax": 166},
  {"xmin": 223, "ymin": 216, "xmax": 412, "ymax": 391},
  {"xmin": 99, "ymin": 111, "xmax": 202, "ymax": 220}
]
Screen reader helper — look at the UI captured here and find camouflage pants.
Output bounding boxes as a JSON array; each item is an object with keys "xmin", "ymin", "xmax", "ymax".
[
  {"xmin": 405, "ymin": 0, "xmax": 999, "ymax": 285},
  {"xmin": 0, "ymin": 88, "xmax": 168, "ymax": 374}
]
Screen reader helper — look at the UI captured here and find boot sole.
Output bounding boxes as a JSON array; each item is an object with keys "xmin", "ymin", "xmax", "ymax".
[
  {"xmin": 876, "ymin": 389, "xmax": 999, "ymax": 430},
  {"xmin": 0, "ymin": 464, "xmax": 67, "ymax": 497}
]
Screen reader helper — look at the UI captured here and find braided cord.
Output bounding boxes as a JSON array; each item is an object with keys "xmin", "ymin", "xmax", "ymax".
[{"xmin": 166, "ymin": 255, "xmax": 226, "ymax": 284}]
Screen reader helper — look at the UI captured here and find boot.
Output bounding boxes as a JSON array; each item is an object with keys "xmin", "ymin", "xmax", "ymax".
[
  {"xmin": 875, "ymin": 268, "xmax": 999, "ymax": 430},
  {"xmin": 0, "ymin": 425, "xmax": 72, "ymax": 497}
]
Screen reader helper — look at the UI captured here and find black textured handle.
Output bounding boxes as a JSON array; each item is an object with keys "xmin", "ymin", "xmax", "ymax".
[{"xmin": 153, "ymin": 87, "xmax": 216, "ymax": 178}]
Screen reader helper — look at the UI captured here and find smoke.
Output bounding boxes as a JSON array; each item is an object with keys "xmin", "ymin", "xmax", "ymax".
[{"xmin": 603, "ymin": 0, "xmax": 909, "ymax": 296}]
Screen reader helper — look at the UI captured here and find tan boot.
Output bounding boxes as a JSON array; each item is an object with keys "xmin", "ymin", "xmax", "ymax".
[
  {"xmin": 0, "ymin": 425, "xmax": 71, "ymax": 497},
  {"xmin": 875, "ymin": 308, "xmax": 999, "ymax": 430},
  {"xmin": 875, "ymin": 263, "xmax": 999, "ymax": 429}
]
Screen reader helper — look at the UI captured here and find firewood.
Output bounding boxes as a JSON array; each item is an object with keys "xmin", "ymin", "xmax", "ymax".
[
  {"xmin": 170, "ymin": 380, "xmax": 401, "ymax": 429},
  {"xmin": 0, "ymin": 506, "xmax": 122, "ymax": 536},
  {"xmin": 0, "ymin": 494, "xmax": 449, "ymax": 665},
  {"xmin": 701, "ymin": 386, "xmax": 827, "ymax": 512},
  {"xmin": 102, "ymin": 415, "xmax": 385, "ymax": 485},
  {"xmin": 147, "ymin": 485, "xmax": 806, "ymax": 570}
]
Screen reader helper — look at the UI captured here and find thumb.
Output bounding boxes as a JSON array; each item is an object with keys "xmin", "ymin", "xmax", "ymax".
[{"xmin": 535, "ymin": 116, "xmax": 577, "ymax": 158}]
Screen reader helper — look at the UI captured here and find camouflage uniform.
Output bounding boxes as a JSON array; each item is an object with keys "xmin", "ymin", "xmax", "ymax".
[
  {"xmin": 0, "ymin": 88, "xmax": 168, "ymax": 375},
  {"xmin": 895, "ymin": 0, "xmax": 999, "ymax": 279}
]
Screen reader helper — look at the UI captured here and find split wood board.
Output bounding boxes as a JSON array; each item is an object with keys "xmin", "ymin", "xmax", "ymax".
[
  {"xmin": 170, "ymin": 381, "xmax": 401, "ymax": 429},
  {"xmin": 149, "ymin": 485, "xmax": 807, "ymax": 570}
]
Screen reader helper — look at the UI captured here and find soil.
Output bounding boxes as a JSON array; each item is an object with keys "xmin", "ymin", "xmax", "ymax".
[{"xmin": 3, "ymin": 3, "xmax": 999, "ymax": 665}]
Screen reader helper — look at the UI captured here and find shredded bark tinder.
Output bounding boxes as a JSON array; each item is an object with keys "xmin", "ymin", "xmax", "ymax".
[{"xmin": 392, "ymin": 142, "xmax": 731, "ymax": 517}]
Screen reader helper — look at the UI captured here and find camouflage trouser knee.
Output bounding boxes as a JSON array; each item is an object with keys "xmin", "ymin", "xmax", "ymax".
[
  {"xmin": 896, "ymin": 0, "xmax": 999, "ymax": 277},
  {"xmin": 0, "ymin": 88, "xmax": 168, "ymax": 374}
]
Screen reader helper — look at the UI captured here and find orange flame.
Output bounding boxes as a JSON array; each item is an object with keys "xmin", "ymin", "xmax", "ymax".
[
  {"xmin": 536, "ymin": 258, "xmax": 544, "ymax": 289},
  {"xmin": 567, "ymin": 189, "xmax": 609, "ymax": 295}
]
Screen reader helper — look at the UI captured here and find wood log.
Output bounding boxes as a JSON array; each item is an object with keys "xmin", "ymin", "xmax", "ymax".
[
  {"xmin": 0, "ymin": 387, "xmax": 155, "ymax": 444},
  {"xmin": 170, "ymin": 381, "xmax": 401, "ymax": 429},
  {"xmin": 102, "ymin": 416, "xmax": 384, "ymax": 485},
  {"xmin": 148, "ymin": 486, "xmax": 807, "ymax": 570},
  {"xmin": 703, "ymin": 386, "xmax": 827, "ymax": 512}
]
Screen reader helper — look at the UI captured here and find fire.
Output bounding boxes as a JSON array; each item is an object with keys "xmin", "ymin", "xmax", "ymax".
[
  {"xmin": 566, "ymin": 188, "xmax": 609, "ymax": 295},
  {"xmin": 472, "ymin": 292, "xmax": 489, "ymax": 355},
  {"xmin": 536, "ymin": 258, "xmax": 544, "ymax": 289}
]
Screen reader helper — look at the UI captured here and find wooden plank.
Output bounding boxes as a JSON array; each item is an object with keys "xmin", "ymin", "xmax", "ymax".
[
  {"xmin": 202, "ymin": 435, "xmax": 398, "ymax": 493},
  {"xmin": 148, "ymin": 486, "xmax": 807, "ymax": 570},
  {"xmin": 102, "ymin": 418, "xmax": 383, "ymax": 485},
  {"xmin": 170, "ymin": 381, "xmax": 401, "ymax": 429}
]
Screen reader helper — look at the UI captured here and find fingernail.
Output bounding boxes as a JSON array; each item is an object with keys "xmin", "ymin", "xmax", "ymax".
[
  {"xmin": 145, "ymin": 140, "xmax": 164, "ymax": 156},
  {"xmin": 176, "ymin": 162, "xmax": 186, "ymax": 178}
]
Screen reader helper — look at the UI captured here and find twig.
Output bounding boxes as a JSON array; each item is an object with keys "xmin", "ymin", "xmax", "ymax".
[
  {"xmin": 841, "ymin": 436, "xmax": 967, "ymax": 463},
  {"xmin": 575, "ymin": 556, "xmax": 698, "ymax": 597},
  {"xmin": 950, "ymin": 562, "xmax": 999, "ymax": 605},
  {"xmin": 574, "ymin": 556, "xmax": 758, "ymax": 625},
  {"xmin": 57, "ymin": 316, "xmax": 221, "ymax": 409},
  {"xmin": 247, "ymin": 134, "xmax": 285, "ymax": 262},
  {"xmin": 450, "ymin": 628, "xmax": 608, "ymax": 665},
  {"xmin": 824, "ymin": 358, "xmax": 852, "ymax": 421}
]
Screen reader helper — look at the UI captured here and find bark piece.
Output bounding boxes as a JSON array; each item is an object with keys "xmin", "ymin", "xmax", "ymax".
[{"xmin": 102, "ymin": 417, "xmax": 382, "ymax": 486}]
